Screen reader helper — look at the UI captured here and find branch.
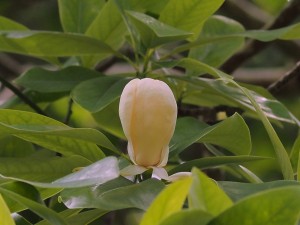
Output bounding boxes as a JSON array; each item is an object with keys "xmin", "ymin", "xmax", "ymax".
[
  {"xmin": 0, "ymin": 75, "xmax": 47, "ymax": 116},
  {"xmin": 268, "ymin": 61, "xmax": 300, "ymax": 94},
  {"xmin": 220, "ymin": 0, "xmax": 300, "ymax": 74}
]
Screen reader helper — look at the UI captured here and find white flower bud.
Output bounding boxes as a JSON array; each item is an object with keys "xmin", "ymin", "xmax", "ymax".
[{"xmin": 119, "ymin": 78, "xmax": 177, "ymax": 167}]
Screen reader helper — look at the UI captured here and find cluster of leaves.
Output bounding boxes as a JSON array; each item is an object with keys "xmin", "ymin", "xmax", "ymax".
[{"xmin": 0, "ymin": 0, "xmax": 300, "ymax": 224}]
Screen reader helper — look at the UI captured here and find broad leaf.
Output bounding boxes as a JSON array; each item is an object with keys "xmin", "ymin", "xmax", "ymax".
[
  {"xmin": 159, "ymin": 209, "xmax": 212, "ymax": 225},
  {"xmin": 169, "ymin": 156, "xmax": 268, "ymax": 174},
  {"xmin": 208, "ymin": 186, "xmax": 300, "ymax": 225},
  {"xmin": 189, "ymin": 16, "xmax": 245, "ymax": 69},
  {"xmin": 0, "ymin": 155, "xmax": 91, "ymax": 182},
  {"xmin": 0, "ymin": 136, "xmax": 34, "ymax": 157},
  {"xmin": 127, "ymin": 11, "xmax": 192, "ymax": 48},
  {"xmin": 71, "ymin": 76, "xmax": 130, "ymax": 113},
  {"xmin": 58, "ymin": 0, "xmax": 106, "ymax": 33},
  {"xmin": 0, "ymin": 187, "xmax": 67, "ymax": 225},
  {"xmin": 61, "ymin": 177, "xmax": 164, "ymax": 210},
  {"xmin": 15, "ymin": 66, "xmax": 102, "ymax": 93},
  {"xmin": 0, "ymin": 31, "xmax": 115, "ymax": 57},
  {"xmin": 170, "ymin": 113, "xmax": 251, "ymax": 157},
  {"xmin": 219, "ymin": 180, "xmax": 300, "ymax": 202},
  {"xmin": 159, "ymin": 0, "xmax": 224, "ymax": 40},
  {"xmin": 0, "ymin": 16, "xmax": 27, "ymax": 30},
  {"xmin": 140, "ymin": 177, "xmax": 192, "ymax": 225},
  {"xmin": 289, "ymin": 135, "xmax": 300, "ymax": 176},
  {"xmin": 0, "ymin": 194, "xmax": 15, "ymax": 225},
  {"xmin": 189, "ymin": 169, "xmax": 232, "ymax": 216},
  {"xmin": 83, "ymin": 0, "xmax": 126, "ymax": 67},
  {"xmin": 0, "ymin": 109, "xmax": 118, "ymax": 161}
]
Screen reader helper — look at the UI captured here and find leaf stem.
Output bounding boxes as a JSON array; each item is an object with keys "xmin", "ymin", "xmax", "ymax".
[{"xmin": 0, "ymin": 75, "xmax": 46, "ymax": 116}]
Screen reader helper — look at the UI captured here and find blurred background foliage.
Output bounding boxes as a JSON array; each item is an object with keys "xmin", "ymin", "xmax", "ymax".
[{"xmin": 0, "ymin": 0, "xmax": 299, "ymax": 182}]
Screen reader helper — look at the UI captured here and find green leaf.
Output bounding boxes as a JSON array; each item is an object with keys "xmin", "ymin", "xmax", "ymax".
[
  {"xmin": 15, "ymin": 66, "xmax": 102, "ymax": 93},
  {"xmin": 0, "ymin": 194, "xmax": 15, "ymax": 225},
  {"xmin": 0, "ymin": 182, "xmax": 44, "ymax": 213},
  {"xmin": 219, "ymin": 180, "xmax": 300, "ymax": 202},
  {"xmin": 83, "ymin": 0, "xmax": 127, "ymax": 67},
  {"xmin": 0, "ymin": 31, "xmax": 116, "ymax": 57},
  {"xmin": 61, "ymin": 177, "xmax": 164, "ymax": 210},
  {"xmin": 92, "ymin": 100, "xmax": 125, "ymax": 139},
  {"xmin": 159, "ymin": 0, "xmax": 224, "ymax": 41},
  {"xmin": 208, "ymin": 186, "xmax": 300, "ymax": 225},
  {"xmin": 0, "ymin": 109, "xmax": 115, "ymax": 161},
  {"xmin": 159, "ymin": 209, "xmax": 212, "ymax": 225},
  {"xmin": 140, "ymin": 177, "xmax": 192, "ymax": 225},
  {"xmin": 0, "ymin": 136, "xmax": 35, "ymax": 157},
  {"xmin": 58, "ymin": 0, "xmax": 106, "ymax": 33},
  {"xmin": 0, "ymin": 16, "xmax": 27, "ymax": 30},
  {"xmin": 0, "ymin": 187, "xmax": 67, "ymax": 225},
  {"xmin": 289, "ymin": 135, "xmax": 300, "ymax": 176},
  {"xmin": 170, "ymin": 113, "xmax": 251, "ymax": 157},
  {"xmin": 169, "ymin": 156, "xmax": 268, "ymax": 174},
  {"xmin": 0, "ymin": 155, "xmax": 91, "ymax": 182},
  {"xmin": 189, "ymin": 169, "xmax": 232, "ymax": 216},
  {"xmin": 71, "ymin": 76, "xmax": 130, "ymax": 113},
  {"xmin": 126, "ymin": 11, "xmax": 192, "ymax": 48},
  {"xmin": 189, "ymin": 16, "xmax": 245, "ymax": 69}
]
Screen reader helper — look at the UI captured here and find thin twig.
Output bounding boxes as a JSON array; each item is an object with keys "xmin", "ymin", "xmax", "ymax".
[
  {"xmin": 220, "ymin": 0, "xmax": 300, "ymax": 74},
  {"xmin": 268, "ymin": 61, "xmax": 300, "ymax": 94},
  {"xmin": 0, "ymin": 74, "xmax": 46, "ymax": 115},
  {"xmin": 64, "ymin": 98, "xmax": 73, "ymax": 125}
]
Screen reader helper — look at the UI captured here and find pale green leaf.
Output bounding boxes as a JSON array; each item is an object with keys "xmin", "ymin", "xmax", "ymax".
[
  {"xmin": 140, "ymin": 177, "xmax": 192, "ymax": 225},
  {"xmin": 159, "ymin": 0, "xmax": 224, "ymax": 40},
  {"xmin": 0, "ymin": 194, "xmax": 15, "ymax": 225}
]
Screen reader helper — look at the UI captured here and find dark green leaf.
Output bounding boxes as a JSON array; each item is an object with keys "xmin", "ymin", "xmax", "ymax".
[
  {"xmin": 0, "ymin": 136, "xmax": 35, "ymax": 157},
  {"xmin": 12, "ymin": 214, "xmax": 33, "ymax": 225},
  {"xmin": 169, "ymin": 156, "xmax": 268, "ymax": 174},
  {"xmin": 127, "ymin": 11, "xmax": 192, "ymax": 48},
  {"xmin": 61, "ymin": 178, "xmax": 164, "ymax": 210},
  {"xmin": 72, "ymin": 76, "xmax": 130, "ymax": 112},
  {"xmin": 219, "ymin": 180, "xmax": 300, "ymax": 202},
  {"xmin": 170, "ymin": 113, "xmax": 251, "ymax": 157},
  {"xmin": 208, "ymin": 186, "xmax": 300, "ymax": 225},
  {"xmin": 15, "ymin": 66, "xmax": 102, "ymax": 93},
  {"xmin": 289, "ymin": 135, "xmax": 300, "ymax": 175}
]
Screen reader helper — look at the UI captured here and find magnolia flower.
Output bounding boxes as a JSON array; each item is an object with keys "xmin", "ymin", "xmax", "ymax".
[{"xmin": 119, "ymin": 78, "xmax": 177, "ymax": 168}]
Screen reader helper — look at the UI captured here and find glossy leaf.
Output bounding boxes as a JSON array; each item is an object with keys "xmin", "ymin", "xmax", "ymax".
[
  {"xmin": 208, "ymin": 186, "xmax": 300, "ymax": 225},
  {"xmin": 189, "ymin": 16, "xmax": 245, "ymax": 69},
  {"xmin": 0, "ymin": 155, "xmax": 91, "ymax": 182},
  {"xmin": 0, "ymin": 194, "xmax": 15, "ymax": 225},
  {"xmin": 0, "ymin": 31, "xmax": 115, "ymax": 57},
  {"xmin": 0, "ymin": 109, "xmax": 118, "ymax": 161},
  {"xmin": 127, "ymin": 11, "xmax": 192, "ymax": 48},
  {"xmin": 140, "ymin": 177, "xmax": 192, "ymax": 225},
  {"xmin": 15, "ymin": 66, "xmax": 102, "ymax": 93},
  {"xmin": 0, "ymin": 187, "xmax": 67, "ymax": 225},
  {"xmin": 170, "ymin": 113, "xmax": 251, "ymax": 157},
  {"xmin": 159, "ymin": 209, "xmax": 212, "ymax": 225},
  {"xmin": 189, "ymin": 169, "xmax": 232, "ymax": 216},
  {"xmin": 61, "ymin": 178, "xmax": 164, "ymax": 210},
  {"xmin": 219, "ymin": 180, "xmax": 300, "ymax": 202},
  {"xmin": 169, "ymin": 156, "xmax": 268, "ymax": 174},
  {"xmin": 92, "ymin": 100, "xmax": 125, "ymax": 139},
  {"xmin": 58, "ymin": 0, "xmax": 106, "ymax": 33},
  {"xmin": 71, "ymin": 76, "xmax": 130, "ymax": 113},
  {"xmin": 159, "ymin": 0, "xmax": 224, "ymax": 40}
]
